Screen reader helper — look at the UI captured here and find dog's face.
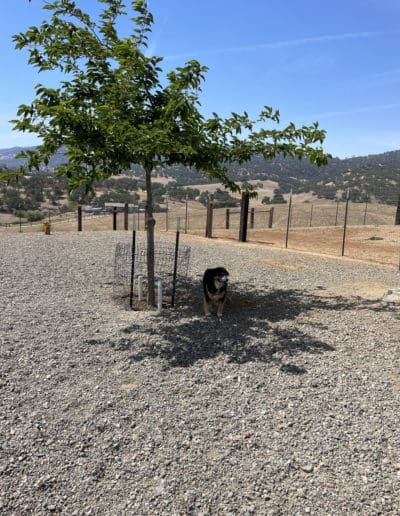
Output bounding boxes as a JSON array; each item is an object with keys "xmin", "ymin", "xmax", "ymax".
[
  {"xmin": 203, "ymin": 267, "xmax": 229, "ymax": 317},
  {"xmin": 212, "ymin": 267, "xmax": 229, "ymax": 288}
]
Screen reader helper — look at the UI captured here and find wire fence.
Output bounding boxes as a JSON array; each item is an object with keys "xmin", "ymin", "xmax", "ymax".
[
  {"xmin": 0, "ymin": 210, "xmax": 109, "ymax": 230},
  {"xmin": 162, "ymin": 197, "xmax": 400, "ymax": 268},
  {"xmin": 1, "ymin": 195, "xmax": 399, "ymax": 268}
]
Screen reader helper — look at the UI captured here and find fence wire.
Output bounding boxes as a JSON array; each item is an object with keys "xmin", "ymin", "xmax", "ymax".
[
  {"xmin": 2, "ymin": 195, "xmax": 398, "ymax": 268},
  {"xmin": 180, "ymin": 199, "xmax": 400, "ymax": 268},
  {"xmin": 113, "ymin": 239, "xmax": 191, "ymax": 307}
]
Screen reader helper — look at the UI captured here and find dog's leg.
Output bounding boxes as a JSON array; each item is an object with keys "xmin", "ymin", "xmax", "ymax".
[
  {"xmin": 204, "ymin": 297, "xmax": 211, "ymax": 316},
  {"xmin": 217, "ymin": 299, "xmax": 225, "ymax": 317}
]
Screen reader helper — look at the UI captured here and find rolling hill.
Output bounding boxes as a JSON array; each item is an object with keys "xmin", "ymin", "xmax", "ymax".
[{"xmin": 1, "ymin": 146, "xmax": 399, "ymax": 205}]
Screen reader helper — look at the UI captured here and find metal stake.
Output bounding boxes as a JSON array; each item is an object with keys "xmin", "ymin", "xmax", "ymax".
[
  {"xmin": 129, "ymin": 225, "xmax": 136, "ymax": 309},
  {"xmin": 285, "ymin": 189, "xmax": 293, "ymax": 249},
  {"xmin": 171, "ymin": 218, "xmax": 180, "ymax": 307}
]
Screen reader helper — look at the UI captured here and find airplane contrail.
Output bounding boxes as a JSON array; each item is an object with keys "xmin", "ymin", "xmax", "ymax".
[
  {"xmin": 164, "ymin": 30, "xmax": 389, "ymax": 60},
  {"xmin": 310, "ymin": 102, "xmax": 400, "ymax": 119}
]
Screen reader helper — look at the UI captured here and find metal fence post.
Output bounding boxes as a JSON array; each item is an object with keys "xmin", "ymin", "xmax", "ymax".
[
  {"xmin": 341, "ymin": 189, "xmax": 350, "ymax": 256},
  {"xmin": 335, "ymin": 200, "xmax": 340, "ymax": 226},
  {"xmin": 285, "ymin": 190, "xmax": 293, "ymax": 249},
  {"xmin": 129, "ymin": 225, "xmax": 136, "ymax": 309},
  {"xmin": 165, "ymin": 195, "xmax": 169, "ymax": 232},
  {"xmin": 171, "ymin": 218, "xmax": 180, "ymax": 307},
  {"xmin": 363, "ymin": 198, "xmax": 368, "ymax": 225},
  {"xmin": 185, "ymin": 195, "xmax": 188, "ymax": 233}
]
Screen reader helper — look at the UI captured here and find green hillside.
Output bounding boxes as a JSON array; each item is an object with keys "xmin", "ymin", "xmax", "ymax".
[{"xmin": 1, "ymin": 147, "xmax": 400, "ymax": 205}]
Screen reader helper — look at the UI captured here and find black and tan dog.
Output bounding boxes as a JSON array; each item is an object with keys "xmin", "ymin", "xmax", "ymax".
[{"xmin": 203, "ymin": 267, "xmax": 229, "ymax": 317}]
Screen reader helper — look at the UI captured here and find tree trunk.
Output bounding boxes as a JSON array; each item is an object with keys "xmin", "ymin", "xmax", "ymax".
[
  {"xmin": 145, "ymin": 166, "xmax": 156, "ymax": 306},
  {"xmin": 395, "ymin": 193, "xmax": 400, "ymax": 225}
]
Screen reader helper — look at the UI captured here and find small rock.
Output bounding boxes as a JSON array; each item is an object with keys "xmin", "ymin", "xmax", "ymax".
[{"xmin": 382, "ymin": 288, "xmax": 400, "ymax": 303}]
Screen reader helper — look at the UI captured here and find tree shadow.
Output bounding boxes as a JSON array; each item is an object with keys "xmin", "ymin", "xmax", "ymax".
[{"xmin": 87, "ymin": 279, "xmax": 396, "ymax": 373}]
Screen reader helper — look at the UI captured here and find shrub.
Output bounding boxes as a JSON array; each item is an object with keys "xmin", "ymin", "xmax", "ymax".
[{"xmin": 24, "ymin": 210, "xmax": 45, "ymax": 222}]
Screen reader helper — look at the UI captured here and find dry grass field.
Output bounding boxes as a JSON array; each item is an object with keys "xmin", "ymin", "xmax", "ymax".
[
  {"xmin": 210, "ymin": 225, "xmax": 400, "ymax": 268},
  {"xmin": 2, "ymin": 197, "xmax": 399, "ymax": 268}
]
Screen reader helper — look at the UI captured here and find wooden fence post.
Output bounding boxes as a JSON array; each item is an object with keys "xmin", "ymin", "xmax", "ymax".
[
  {"xmin": 124, "ymin": 203, "xmax": 129, "ymax": 230},
  {"xmin": 205, "ymin": 194, "xmax": 214, "ymax": 238},
  {"xmin": 239, "ymin": 192, "xmax": 249, "ymax": 242},
  {"xmin": 112, "ymin": 207, "xmax": 117, "ymax": 231},
  {"xmin": 225, "ymin": 208, "xmax": 230, "ymax": 229},
  {"xmin": 395, "ymin": 194, "xmax": 400, "ymax": 225},
  {"xmin": 250, "ymin": 208, "xmax": 255, "ymax": 229},
  {"xmin": 268, "ymin": 207, "xmax": 274, "ymax": 228},
  {"xmin": 77, "ymin": 206, "xmax": 82, "ymax": 232}
]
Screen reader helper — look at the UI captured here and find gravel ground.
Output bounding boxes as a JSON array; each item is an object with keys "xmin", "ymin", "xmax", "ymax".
[{"xmin": 1, "ymin": 230, "xmax": 400, "ymax": 515}]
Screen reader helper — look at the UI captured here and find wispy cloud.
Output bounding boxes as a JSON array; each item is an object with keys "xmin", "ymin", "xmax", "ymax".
[
  {"xmin": 365, "ymin": 68, "xmax": 400, "ymax": 79},
  {"xmin": 363, "ymin": 130, "xmax": 400, "ymax": 150},
  {"xmin": 164, "ymin": 30, "xmax": 390, "ymax": 60},
  {"xmin": 309, "ymin": 102, "xmax": 400, "ymax": 119},
  {"xmin": 347, "ymin": 68, "xmax": 400, "ymax": 90}
]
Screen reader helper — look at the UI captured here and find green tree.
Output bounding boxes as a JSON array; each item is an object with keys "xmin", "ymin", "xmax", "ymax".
[
  {"xmin": 8, "ymin": 0, "xmax": 330, "ymax": 306},
  {"xmin": 166, "ymin": 184, "xmax": 200, "ymax": 201},
  {"xmin": 198, "ymin": 188, "xmax": 239, "ymax": 208},
  {"xmin": 23, "ymin": 210, "xmax": 46, "ymax": 222},
  {"xmin": 215, "ymin": 188, "xmax": 240, "ymax": 208},
  {"xmin": 3, "ymin": 187, "xmax": 40, "ymax": 211},
  {"xmin": 271, "ymin": 189, "xmax": 287, "ymax": 204},
  {"xmin": 68, "ymin": 185, "xmax": 95, "ymax": 205},
  {"xmin": 22, "ymin": 175, "xmax": 46, "ymax": 202},
  {"xmin": 48, "ymin": 183, "xmax": 65, "ymax": 204}
]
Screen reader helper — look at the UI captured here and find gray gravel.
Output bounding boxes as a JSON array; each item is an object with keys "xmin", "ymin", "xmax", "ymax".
[{"xmin": 1, "ymin": 230, "xmax": 400, "ymax": 515}]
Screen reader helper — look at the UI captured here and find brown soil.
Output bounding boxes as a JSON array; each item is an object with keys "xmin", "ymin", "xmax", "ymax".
[{"xmin": 211, "ymin": 225, "xmax": 400, "ymax": 268}]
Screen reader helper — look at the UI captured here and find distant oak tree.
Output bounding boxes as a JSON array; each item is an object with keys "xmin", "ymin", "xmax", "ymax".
[{"xmin": 7, "ymin": 0, "xmax": 330, "ymax": 305}]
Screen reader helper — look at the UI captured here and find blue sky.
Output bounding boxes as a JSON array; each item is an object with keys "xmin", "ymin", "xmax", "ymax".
[{"xmin": 0, "ymin": 0, "xmax": 399, "ymax": 158}]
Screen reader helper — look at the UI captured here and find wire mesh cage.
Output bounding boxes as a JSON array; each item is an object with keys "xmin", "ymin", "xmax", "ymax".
[{"xmin": 113, "ymin": 239, "xmax": 191, "ymax": 308}]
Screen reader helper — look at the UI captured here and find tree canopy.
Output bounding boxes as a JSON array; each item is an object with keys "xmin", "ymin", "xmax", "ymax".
[
  {"xmin": 8, "ymin": 0, "xmax": 330, "ymax": 189},
  {"xmin": 7, "ymin": 0, "xmax": 331, "ymax": 305}
]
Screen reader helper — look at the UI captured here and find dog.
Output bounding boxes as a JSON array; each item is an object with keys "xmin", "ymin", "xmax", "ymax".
[{"xmin": 203, "ymin": 267, "xmax": 229, "ymax": 317}]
